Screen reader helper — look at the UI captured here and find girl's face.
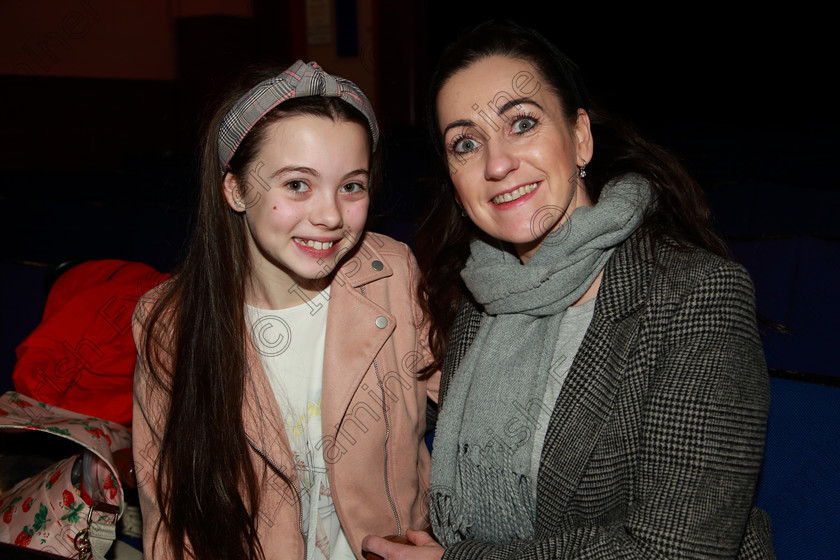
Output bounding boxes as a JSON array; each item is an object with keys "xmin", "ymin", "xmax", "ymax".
[
  {"xmin": 436, "ymin": 55, "xmax": 593, "ymax": 262},
  {"xmin": 224, "ymin": 115, "xmax": 370, "ymax": 307}
]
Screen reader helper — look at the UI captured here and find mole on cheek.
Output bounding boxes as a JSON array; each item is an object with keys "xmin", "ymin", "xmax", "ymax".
[{"xmin": 273, "ymin": 206, "xmax": 277, "ymax": 210}]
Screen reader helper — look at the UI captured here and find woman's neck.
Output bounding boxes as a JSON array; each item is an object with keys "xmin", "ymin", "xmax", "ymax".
[{"xmin": 573, "ymin": 269, "xmax": 603, "ymax": 306}]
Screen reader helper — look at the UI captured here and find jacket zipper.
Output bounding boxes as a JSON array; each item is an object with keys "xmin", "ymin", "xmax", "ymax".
[
  {"xmin": 246, "ymin": 436, "xmax": 308, "ymax": 559},
  {"xmin": 361, "ymin": 285, "xmax": 401, "ymax": 535}
]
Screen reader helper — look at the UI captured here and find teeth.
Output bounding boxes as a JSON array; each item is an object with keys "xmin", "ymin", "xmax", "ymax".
[
  {"xmin": 295, "ymin": 238, "xmax": 336, "ymax": 250},
  {"xmin": 493, "ymin": 182, "xmax": 537, "ymax": 205}
]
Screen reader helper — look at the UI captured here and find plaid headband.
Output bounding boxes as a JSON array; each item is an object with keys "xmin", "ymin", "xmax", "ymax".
[{"xmin": 218, "ymin": 60, "xmax": 379, "ymax": 174}]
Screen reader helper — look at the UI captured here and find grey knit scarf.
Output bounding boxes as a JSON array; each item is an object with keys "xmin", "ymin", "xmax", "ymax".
[{"xmin": 429, "ymin": 176, "xmax": 651, "ymax": 546}]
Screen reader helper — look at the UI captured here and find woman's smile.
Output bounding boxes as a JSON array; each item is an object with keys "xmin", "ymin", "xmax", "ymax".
[
  {"xmin": 491, "ymin": 181, "xmax": 539, "ymax": 205},
  {"xmin": 437, "ymin": 55, "xmax": 593, "ymax": 262}
]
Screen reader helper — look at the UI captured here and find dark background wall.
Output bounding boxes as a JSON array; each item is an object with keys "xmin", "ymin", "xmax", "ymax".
[{"xmin": 1, "ymin": 1, "xmax": 837, "ymax": 380}]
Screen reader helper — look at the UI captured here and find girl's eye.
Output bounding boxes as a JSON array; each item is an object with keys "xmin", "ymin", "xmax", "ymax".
[
  {"xmin": 512, "ymin": 116, "xmax": 537, "ymax": 134},
  {"xmin": 452, "ymin": 137, "xmax": 480, "ymax": 154},
  {"xmin": 286, "ymin": 180, "xmax": 309, "ymax": 192},
  {"xmin": 341, "ymin": 182, "xmax": 366, "ymax": 193}
]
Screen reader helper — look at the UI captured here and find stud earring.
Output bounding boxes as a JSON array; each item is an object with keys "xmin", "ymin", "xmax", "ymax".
[{"xmin": 578, "ymin": 160, "xmax": 588, "ymax": 179}]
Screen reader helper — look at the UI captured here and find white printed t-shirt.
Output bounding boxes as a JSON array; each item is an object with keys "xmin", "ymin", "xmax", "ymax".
[{"xmin": 246, "ymin": 287, "xmax": 354, "ymax": 560}]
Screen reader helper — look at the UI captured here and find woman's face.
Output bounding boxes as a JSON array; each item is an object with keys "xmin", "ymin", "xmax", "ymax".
[
  {"xmin": 224, "ymin": 115, "xmax": 370, "ymax": 306},
  {"xmin": 436, "ymin": 55, "xmax": 593, "ymax": 262}
]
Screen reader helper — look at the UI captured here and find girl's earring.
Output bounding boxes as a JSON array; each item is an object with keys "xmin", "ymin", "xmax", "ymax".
[{"xmin": 578, "ymin": 159, "xmax": 588, "ymax": 179}]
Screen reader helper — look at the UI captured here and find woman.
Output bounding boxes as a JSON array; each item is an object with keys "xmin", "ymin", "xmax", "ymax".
[
  {"xmin": 132, "ymin": 60, "xmax": 434, "ymax": 560},
  {"xmin": 362, "ymin": 21, "xmax": 773, "ymax": 560}
]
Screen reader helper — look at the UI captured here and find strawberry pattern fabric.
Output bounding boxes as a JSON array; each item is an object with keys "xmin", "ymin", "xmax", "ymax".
[{"xmin": 0, "ymin": 391, "xmax": 131, "ymax": 556}]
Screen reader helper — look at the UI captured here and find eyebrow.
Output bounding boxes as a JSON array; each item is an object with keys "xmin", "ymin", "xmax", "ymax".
[
  {"xmin": 268, "ymin": 166, "xmax": 369, "ymax": 181},
  {"xmin": 441, "ymin": 98, "xmax": 545, "ymax": 137},
  {"xmin": 442, "ymin": 119, "xmax": 478, "ymax": 138},
  {"xmin": 269, "ymin": 166, "xmax": 319, "ymax": 180},
  {"xmin": 342, "ymin": 169, "xmax": 369, "ymax": 180},
  {"xmin": 496, "ymin": 97, "xmax": 543, "ymax": 116}
]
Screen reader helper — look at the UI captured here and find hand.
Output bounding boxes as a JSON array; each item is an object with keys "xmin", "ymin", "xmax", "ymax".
[{"xmin": 362, "ymin": 529, "xmax": 444, "ymax": 560}]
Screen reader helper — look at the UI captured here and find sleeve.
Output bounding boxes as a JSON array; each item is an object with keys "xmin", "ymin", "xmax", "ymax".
[{"xmin": 441, "ymin": 261, "xmax": 771, "ymax": 560}]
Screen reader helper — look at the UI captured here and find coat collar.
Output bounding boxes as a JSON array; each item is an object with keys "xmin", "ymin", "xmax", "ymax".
[
  {"xmin": 333, "ymin": 232, "xmax": 394, "ymax": 288},
  {"xmin": 594, "ymin": 230, "xmax": 656, "ymax": 323}
]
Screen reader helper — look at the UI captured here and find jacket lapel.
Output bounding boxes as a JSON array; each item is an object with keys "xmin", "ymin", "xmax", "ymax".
[
  {"xmin": 239, "ymin": 235, "xmax": 396, "ymax": 475},
  {"xmin": 320, "ymin": 235, "xmax": 395, "ymax": 445},
  {"xmin": 536, "ymin": 232, "xmax": 654, "ymax": 517}
]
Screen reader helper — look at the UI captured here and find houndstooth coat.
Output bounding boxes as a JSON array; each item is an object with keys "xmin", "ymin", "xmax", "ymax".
[{"xmin": 435, "ymin": 232, "xmax": 775, "ymax": 559}]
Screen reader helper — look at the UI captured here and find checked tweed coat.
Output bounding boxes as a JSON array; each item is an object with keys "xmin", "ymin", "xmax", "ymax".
[{"xmin": 434, "ymin": 232, "xmax": 775, "ymax": 559}]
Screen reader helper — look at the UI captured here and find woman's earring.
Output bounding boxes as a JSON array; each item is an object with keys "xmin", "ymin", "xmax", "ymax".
[
  {"xmin": 578, "ymin": 160, "xmax": 588, "ymax": 179},
  {"xmin": 234, "ymin": 200, "xmax": 245, "ymax": 210}
]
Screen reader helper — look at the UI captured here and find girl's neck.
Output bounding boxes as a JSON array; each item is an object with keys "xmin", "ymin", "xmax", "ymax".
[{"xmin": 246, "ymin": 263, "xmax": 330, "ymax": 310}]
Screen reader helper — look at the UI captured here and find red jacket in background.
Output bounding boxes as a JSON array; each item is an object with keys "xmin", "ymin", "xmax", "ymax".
[{"xmin": 13, "ymin": 260, "xmax": 169, "ymax": 425}]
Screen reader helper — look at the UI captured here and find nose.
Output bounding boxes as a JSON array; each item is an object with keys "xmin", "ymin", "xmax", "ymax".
[
  {"xmin": 310, "ymin": 191, "xmax": 343, "ymax": 229},
  {"xmin": 484, "ymin": 139, "xmax": 518, "ymax": 181}
]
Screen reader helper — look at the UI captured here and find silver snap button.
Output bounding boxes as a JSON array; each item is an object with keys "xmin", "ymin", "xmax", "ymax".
[
  {"xmin": 375, "ymin": 316, "xmax": 389, "ymax": 329},
  {"xmin": 371, "ymin": 260, "xmax": 384, "ymax": 271}
]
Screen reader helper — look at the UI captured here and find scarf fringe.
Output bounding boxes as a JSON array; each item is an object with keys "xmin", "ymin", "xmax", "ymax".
[{"xmin": 431, "ymin": 444, "xmax": 536, "ymax": 546}]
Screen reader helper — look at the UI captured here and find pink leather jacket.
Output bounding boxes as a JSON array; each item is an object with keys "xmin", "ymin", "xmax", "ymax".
[{"xmin": 132, "ymin": 233, "xmax": 438, "ymax": 559}]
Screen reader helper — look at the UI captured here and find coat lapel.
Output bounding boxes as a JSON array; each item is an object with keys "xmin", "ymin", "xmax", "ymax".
[{"xmin": 536, "ymin": 232, "xmax": 654, "ymax": 518}]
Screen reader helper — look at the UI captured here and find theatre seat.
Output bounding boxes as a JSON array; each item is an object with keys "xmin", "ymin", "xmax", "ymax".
[{"xmin": 755, "ymin": 371, "xmax": 840, "ymax": 558}]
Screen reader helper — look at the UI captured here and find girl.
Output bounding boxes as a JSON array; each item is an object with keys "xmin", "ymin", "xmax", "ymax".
[{"xmin": 133, "ymin": 60, "xmax": 434, "ymax": 560}]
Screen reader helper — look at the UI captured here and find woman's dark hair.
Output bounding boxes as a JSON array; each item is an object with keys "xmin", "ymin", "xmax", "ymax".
[
  {"xmin": 416, "ymin": 20, "xmax": 729, "ymax": 374},
  {"xmin": 138, "ymin": 66, "xmax": 379, "ymax": 560}
]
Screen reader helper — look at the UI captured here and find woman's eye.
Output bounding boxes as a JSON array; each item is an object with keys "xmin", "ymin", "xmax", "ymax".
[
  {"xmin": 453, "ymin": 137, "xmax": 479, "ymax": 154},
  {"xmin": 286, "ymin": 180, "xmax": 309, "ymax": 192},
  {"xmin": 512, "ymin": 117, "xmax": 537, "ymax": 134},
  {"xmin": 341, "ymin": 182, "xmax": 366, "ymax": 193}
]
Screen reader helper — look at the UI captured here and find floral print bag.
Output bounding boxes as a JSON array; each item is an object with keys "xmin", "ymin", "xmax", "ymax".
[{"xmin": 0, "ymin": 391, "xmax": 131, "ymax": 559}]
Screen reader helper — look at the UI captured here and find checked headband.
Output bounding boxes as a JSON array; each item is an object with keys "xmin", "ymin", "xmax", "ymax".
[{"xmin": 218, "ymin": 60, "xmax": 379, "ymax": 174}]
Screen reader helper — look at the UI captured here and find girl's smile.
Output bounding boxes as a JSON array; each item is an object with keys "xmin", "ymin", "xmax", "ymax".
[{"xmin": 224, "ymin": 115, "xmax": 370, "ymax": 308}]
